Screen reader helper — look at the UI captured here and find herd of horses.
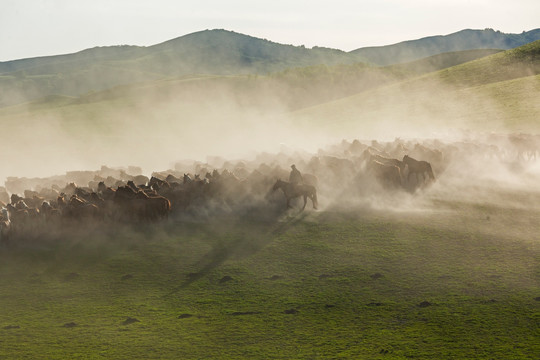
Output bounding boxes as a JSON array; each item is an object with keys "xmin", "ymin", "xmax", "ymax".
[
  {"xmin": 1, "ymin": 132, "xmax": 539, "ymax": 242},
  {"xmin": 0, "ymin": 155, "xmax": 430, "ymax": 241}
]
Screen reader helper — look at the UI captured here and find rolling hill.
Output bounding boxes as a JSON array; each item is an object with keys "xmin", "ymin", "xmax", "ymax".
[
  {"xmin": 1, "ymin": 28, "xmax": 539, "ymax": 107},
  {"xmin": 2, "ymin": 40, "xmax": 539, "ymax": 130},
  {"xmin": 294, "ymin": 40, "xmax": 540, "ymax": 137},
  {"xmin": 0, "ymin": 47, "xmax": 504, "ymax": 118},
  {"xmin": 0, "ymin": 30, "xmax": 358, "ymax": 107},
  {"xmin": 387, "ymin": 49, "xmax": 503, "ymax": 76}
]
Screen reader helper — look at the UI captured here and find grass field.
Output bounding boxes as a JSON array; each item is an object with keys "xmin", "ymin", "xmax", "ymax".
[{"xmin": 1, "ymin": 179, "xmax": 538, "ymax": 359}]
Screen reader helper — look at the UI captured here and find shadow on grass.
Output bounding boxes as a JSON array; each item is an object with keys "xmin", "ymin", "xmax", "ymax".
[
  {"xmin": 0, "ymin": 198, "xmax": 313, "ymax": 295},
  {"xmin": 162, "ymin": 205, "xmax": 311, "ymax": 296}
]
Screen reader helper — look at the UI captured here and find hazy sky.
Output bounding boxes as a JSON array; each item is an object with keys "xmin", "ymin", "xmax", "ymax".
[{"xmin": 1, "ymin": 0, "xmax": 539, "ymax": 61}]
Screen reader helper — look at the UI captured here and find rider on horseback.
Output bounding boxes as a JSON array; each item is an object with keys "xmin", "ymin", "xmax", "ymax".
[{"xmin": 289, "ymin": 164, "xmax": 303, "ymax": 186}]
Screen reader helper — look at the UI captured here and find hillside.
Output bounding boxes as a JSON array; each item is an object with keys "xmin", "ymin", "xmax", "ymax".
[
  {"xmin": 351, "ymin": 28, "xmax": 540, "ymax": 66},
  {"xmin": 1, "ymin": 28, "xmax": 539, "ymax": 107},
  {"xmin": 1, "ymin": 40, "xmax": 538, "ymax": 134},
  {"xmin": 0, "ymin": 29, "xmax": 357, "ymax": 76},
  {"xmin": 294, "ymin": 40, "xmax": 540, "ymax": 137},
  {"xmin": 0, "ymin": 45, "xmax": 500, "ymax": 128},
  {"xmin": 387, "ymin": 49, "xmax": 503, "ymax": 76},
  {"xmin": 0, "ymin": 30, "xmax": 358, "ymax": 107},
  {"xmin": 0, "ymin": 48, "xmax": 507, "ymax": 116}
]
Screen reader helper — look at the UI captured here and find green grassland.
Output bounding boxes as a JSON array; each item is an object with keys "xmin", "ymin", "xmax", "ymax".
[
  {"xmin": 2, "ymin": 41, "xmax": 539, "ymax": 144},
  {"xmin": 1, "ymin": 186, "xmax": 539, "ymax": 359},
  {"xmin": 387, "ymin": 49, "xmax": 503, "ymax": 76}
]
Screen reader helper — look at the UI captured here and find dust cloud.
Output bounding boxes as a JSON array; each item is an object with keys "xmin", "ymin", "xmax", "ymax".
[{"xmin": 1, "ymin": 66, "xmax": 540, "ymax": 234}]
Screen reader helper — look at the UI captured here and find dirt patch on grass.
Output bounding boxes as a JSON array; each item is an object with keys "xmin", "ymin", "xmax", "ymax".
[{"xmin": 122, "ymin": 317, "xmax": 140, "ymax": 325}]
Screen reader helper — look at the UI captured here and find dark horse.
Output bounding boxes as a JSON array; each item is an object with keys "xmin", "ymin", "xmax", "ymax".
[
  {"xmin": 271, "ymin": 179, "xmax": 318, "ymax": 210},
  {"xmin": 403, "ymin": 155, "xmax": 435, "ymax": 182}
]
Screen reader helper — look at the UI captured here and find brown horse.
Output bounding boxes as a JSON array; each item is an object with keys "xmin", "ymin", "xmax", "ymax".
[
  {"xmin": 367, "ymin": 160, "xmax": 403, "ymax": 188},
  {"xmin": 271, "ymin": 179, "xmax": 318, "ymax": 210},
  {"xmin": 403, "ymin": 155, "xmax": 435, "ymax": 182}
]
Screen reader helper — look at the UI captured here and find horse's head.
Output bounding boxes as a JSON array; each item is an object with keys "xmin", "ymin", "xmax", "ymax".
[
  {"xmin": 403, "ymin": 155, "xmax": 410, "ymax": 162},
  {"xmin": 265, "ymin": 179, "xmax": 281, "ymax": 200},
  {"xmin": 1, "ymin": 207, "xmax": 9, "ymax": 219},
  {"xmin": 271, "ymin": 179, "xmax": 283, "ymax": 192},
  {"xmin": 97, "ymin": 181, "xmax": 107, "ymax": 192}
]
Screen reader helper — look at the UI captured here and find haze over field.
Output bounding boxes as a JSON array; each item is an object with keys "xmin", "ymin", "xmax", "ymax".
[{"xmin": 1, "ymin": 28, "xmax": 540, "ymax": 183}]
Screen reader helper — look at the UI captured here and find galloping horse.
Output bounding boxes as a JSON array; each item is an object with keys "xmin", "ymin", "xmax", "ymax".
[
  {"xmin": 367, "ymin": 160, "xmax": 403, "ymax": 188},
  {"xmin": 271, "ymin": 179, "xmax": 318, "ymax": 210},
  {"xmin": 402, "ymin": 155, "xmax": 435, "ymax": 183}
]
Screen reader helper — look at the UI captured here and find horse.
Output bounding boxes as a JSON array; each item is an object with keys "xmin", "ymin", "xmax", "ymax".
[
  {"xmin": 367, "ymin": 160, "xmax": 403, "ymax": 188},
  {"xmin": 134, "ymin": 191, "xmax": 171, "ymax": 221},
  {"xmin": 149, "ymin": 176, "xmax": 170, "ymax": 189},
  {"xmin": 271, "ymin": 179, "xmax": 318, "ymax": 211},
  {"xmin": 402, "ymin": 155, "xmax": 435, "ymax": 183},
  {"xmin": 183, "ymin": 174, "xmax": 193, "ymax": 184},
  {"xmin": 368, "ymin": 153, "xmax": 407, "ymax": 174},
  {"xmin": 0, "ymin": 207, "xmax": 10, "ymax": 242},
  {"xmin": 114, "ymin": 186, "xmax": 170, "ymax": 221}
]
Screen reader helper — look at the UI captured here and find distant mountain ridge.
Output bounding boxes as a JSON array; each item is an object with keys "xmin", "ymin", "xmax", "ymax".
[
  {"xmin": 1, "ymin": 28, "xmax": 539, "ymax": 107},
  {"xmin": 2, "ymin": 28, "xmax": 539, "ymax": 72},
  {"xmin": 0, "ymin": 30, "xmax": 357, "ymax": 76},
  {"xmin": 351, "ymin": 28, "xmax": 540, "ymax": 65}
]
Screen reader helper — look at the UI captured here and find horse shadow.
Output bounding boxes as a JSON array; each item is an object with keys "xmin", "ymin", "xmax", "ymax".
[{"xmin": 162, "ymin": 202, "xmax": 310, "ymax": 296}]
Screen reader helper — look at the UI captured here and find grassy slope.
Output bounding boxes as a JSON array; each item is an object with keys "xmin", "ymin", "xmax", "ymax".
[
  {"xmin": 294, "ymin": 41, "xmax": 540, "ymax": 135},
  {"xmin": 0, "ymin": 46, "xmax": 509, "ymax": 134},
  {"xmin": 387, "ymin": 49, "xmax": 503, "ymax": 76},
  {"xmin": 0, "ymin": 38, "xmax": 505, "ymax": 112},
  {"xmin": 0, "ymin": 195, "xmax": 538, "ymax": 359},
  {"xmin": 436, "ymin": 40, "xmax": 540, "ymax": 87},
  {"xmin": 293, "ymin": 73, "xmax": 540, "ymax": 136},
  {"xmin": 0, "ymin": 61, "xmax": 164, "ymax": 107}
]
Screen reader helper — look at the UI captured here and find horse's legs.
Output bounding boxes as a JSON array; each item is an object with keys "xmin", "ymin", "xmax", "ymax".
[
  {"xmin": 286, "ymin": 197, "xmax": 292, "ymax": 209},
  {"xmin": 408, "ymin": 171, "xmax": 416, "ymax": 187},
  {"xmin": 311, "ymin": 195, "xmax": 318, "ymax": 210},
  {"xmin": 302, "ymin": 195, "xmax": 307, "ymax": 210}
]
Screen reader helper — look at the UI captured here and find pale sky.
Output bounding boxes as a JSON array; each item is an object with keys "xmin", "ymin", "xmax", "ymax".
[{"xmin": 1, "ymin": 0, "xmax": 539, "ymax": 61}]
